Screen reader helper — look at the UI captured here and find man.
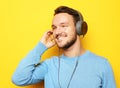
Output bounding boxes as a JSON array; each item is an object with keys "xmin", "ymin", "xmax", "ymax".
[{"xmin": 12, "ymin": 6, "xmax": 116, "ymax": 88}]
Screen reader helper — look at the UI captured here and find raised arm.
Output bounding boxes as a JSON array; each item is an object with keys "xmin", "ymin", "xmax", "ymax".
[{"xmin": 12, "ymin": 30, "xmax": 56, "ymax": 86}]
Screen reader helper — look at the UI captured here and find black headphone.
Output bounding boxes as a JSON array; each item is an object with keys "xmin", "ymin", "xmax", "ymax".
[{"xmin": 76, "ymin": 11, "xmax": 88, "ymax": 36}]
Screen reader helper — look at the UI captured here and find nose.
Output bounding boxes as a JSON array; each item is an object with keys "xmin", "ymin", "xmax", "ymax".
[{"xmin": 53, "ymin": 26, "xmax": 63, "ymax": 35}]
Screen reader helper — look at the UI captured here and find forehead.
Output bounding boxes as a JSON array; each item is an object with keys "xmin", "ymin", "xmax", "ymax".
[{"xmin": 52, "ymin": 13, "xmax": 74, "ymax": 25}]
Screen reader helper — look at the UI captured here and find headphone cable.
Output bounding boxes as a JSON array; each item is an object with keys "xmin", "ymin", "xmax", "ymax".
[{"xmin": 58, "ymin": 48, "xmax": 79, "ymax": 88}]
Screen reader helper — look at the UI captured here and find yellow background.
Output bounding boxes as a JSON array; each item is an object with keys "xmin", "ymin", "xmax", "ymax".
[{"xmin": 0, "ymin": 0, "xmax": 120, "ymax": 88}]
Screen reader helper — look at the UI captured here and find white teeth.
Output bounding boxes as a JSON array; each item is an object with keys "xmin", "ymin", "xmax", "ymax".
[
  {"xmin": 58, "ymin": 37, "xmax": 62, "ymax": 40},
  {"xmin": 57, "ymin": 37, "xmax": 63, "ymax": 41}
]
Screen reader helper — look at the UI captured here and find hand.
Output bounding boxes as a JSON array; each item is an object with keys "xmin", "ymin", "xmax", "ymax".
[{"xmin": 40, "ymin": 30, "xmax": 56, "ymax": 48}]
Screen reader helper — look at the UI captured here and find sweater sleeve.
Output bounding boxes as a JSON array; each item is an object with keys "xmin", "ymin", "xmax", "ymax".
[
  {"xmin": 102, "ymin": 60, "xmax": 116, "ymax": 88},
  {"xmin": 12, "ymin": 42, "xmax": 48, "ymax": 86}
]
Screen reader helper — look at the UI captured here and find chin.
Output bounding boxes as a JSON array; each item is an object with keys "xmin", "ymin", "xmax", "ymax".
[
  {"xmin": 57, "ymin": 43, "xmax": 66, "ymax": 49},
  {"xmin": 57, "ymin": 44, "xmax": 64, "ymax": 49},
  {"xmin": 57, "ymin": 44, "xmax": 70, "ymax": 49}
]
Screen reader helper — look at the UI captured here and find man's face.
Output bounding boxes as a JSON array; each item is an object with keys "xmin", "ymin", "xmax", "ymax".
[{"xmin": 52, "ymin": 13, "xmax": 77, "ymax": 49}]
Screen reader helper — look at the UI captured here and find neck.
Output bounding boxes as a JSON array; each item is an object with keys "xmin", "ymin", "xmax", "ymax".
[{"xmin": 63, "ymin": 36, "xmax": 86, "ymax": 58}]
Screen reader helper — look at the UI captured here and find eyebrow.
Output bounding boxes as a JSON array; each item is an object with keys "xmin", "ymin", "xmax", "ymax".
[{"xmin": 51, "ymin": 22, "xmax": 69, "ymax": 27}]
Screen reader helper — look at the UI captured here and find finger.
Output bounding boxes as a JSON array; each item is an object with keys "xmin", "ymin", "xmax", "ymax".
[{"xmin": 47, "ymin": 30, "xmax": 53, "ymax": 36}]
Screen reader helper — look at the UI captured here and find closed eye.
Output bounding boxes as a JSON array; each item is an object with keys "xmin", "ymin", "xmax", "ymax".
[
  {"xmin": 51, "ymin": 25, "xmax": 57, "ymax": 30},
  {"xmin": 60, "ymin": 23, "xmax": 68, "ymax": 28}
]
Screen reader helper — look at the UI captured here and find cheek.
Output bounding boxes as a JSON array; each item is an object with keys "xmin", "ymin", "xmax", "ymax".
[
  {"xmin": 67, "ymin": 28, "xmax": 76, "ymax": 37},
  {"xmin": 67, "ymin": 25, "xmax": 76, "ymax": 33}
]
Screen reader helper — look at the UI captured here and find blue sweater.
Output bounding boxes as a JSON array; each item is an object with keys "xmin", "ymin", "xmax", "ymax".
[{"xmin": 12, "ymin": 42, "xmax": 116, "ymax": 88}]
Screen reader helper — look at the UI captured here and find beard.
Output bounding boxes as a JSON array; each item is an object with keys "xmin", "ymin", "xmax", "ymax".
[{"xmin": 57, "ymin": 33, "xmax": 77, "ymax": 50}]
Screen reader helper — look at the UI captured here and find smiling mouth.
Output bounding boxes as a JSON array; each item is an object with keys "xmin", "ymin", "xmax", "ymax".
[
  {"xmin": 55, "ymin": 32, "xmax": 67, "ymax": 41},
  {"xmin": 57, "ymin": 37, "xmax": 64, "ymax": 41}
]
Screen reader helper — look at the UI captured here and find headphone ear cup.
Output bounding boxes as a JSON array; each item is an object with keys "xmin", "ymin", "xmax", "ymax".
[
  {"xmin": 76, "ymin": 21, "xmax": 82, "ymax": 35},
  {"xmin": 76, "ymin": 21, "xmax": 88, "ymax": 36},
  {"xmin": 81, "ymin": 21, "xmax": 88, "ymax": 36}
]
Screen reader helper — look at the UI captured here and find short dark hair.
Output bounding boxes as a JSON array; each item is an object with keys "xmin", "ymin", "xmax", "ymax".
[
  {"xmin": 54, "ymin": 6, "xmax": 83, "ymax": 25},
  {"xmin": 54, "ymin": 6, "xmax": 88, "ymax": 36}
]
